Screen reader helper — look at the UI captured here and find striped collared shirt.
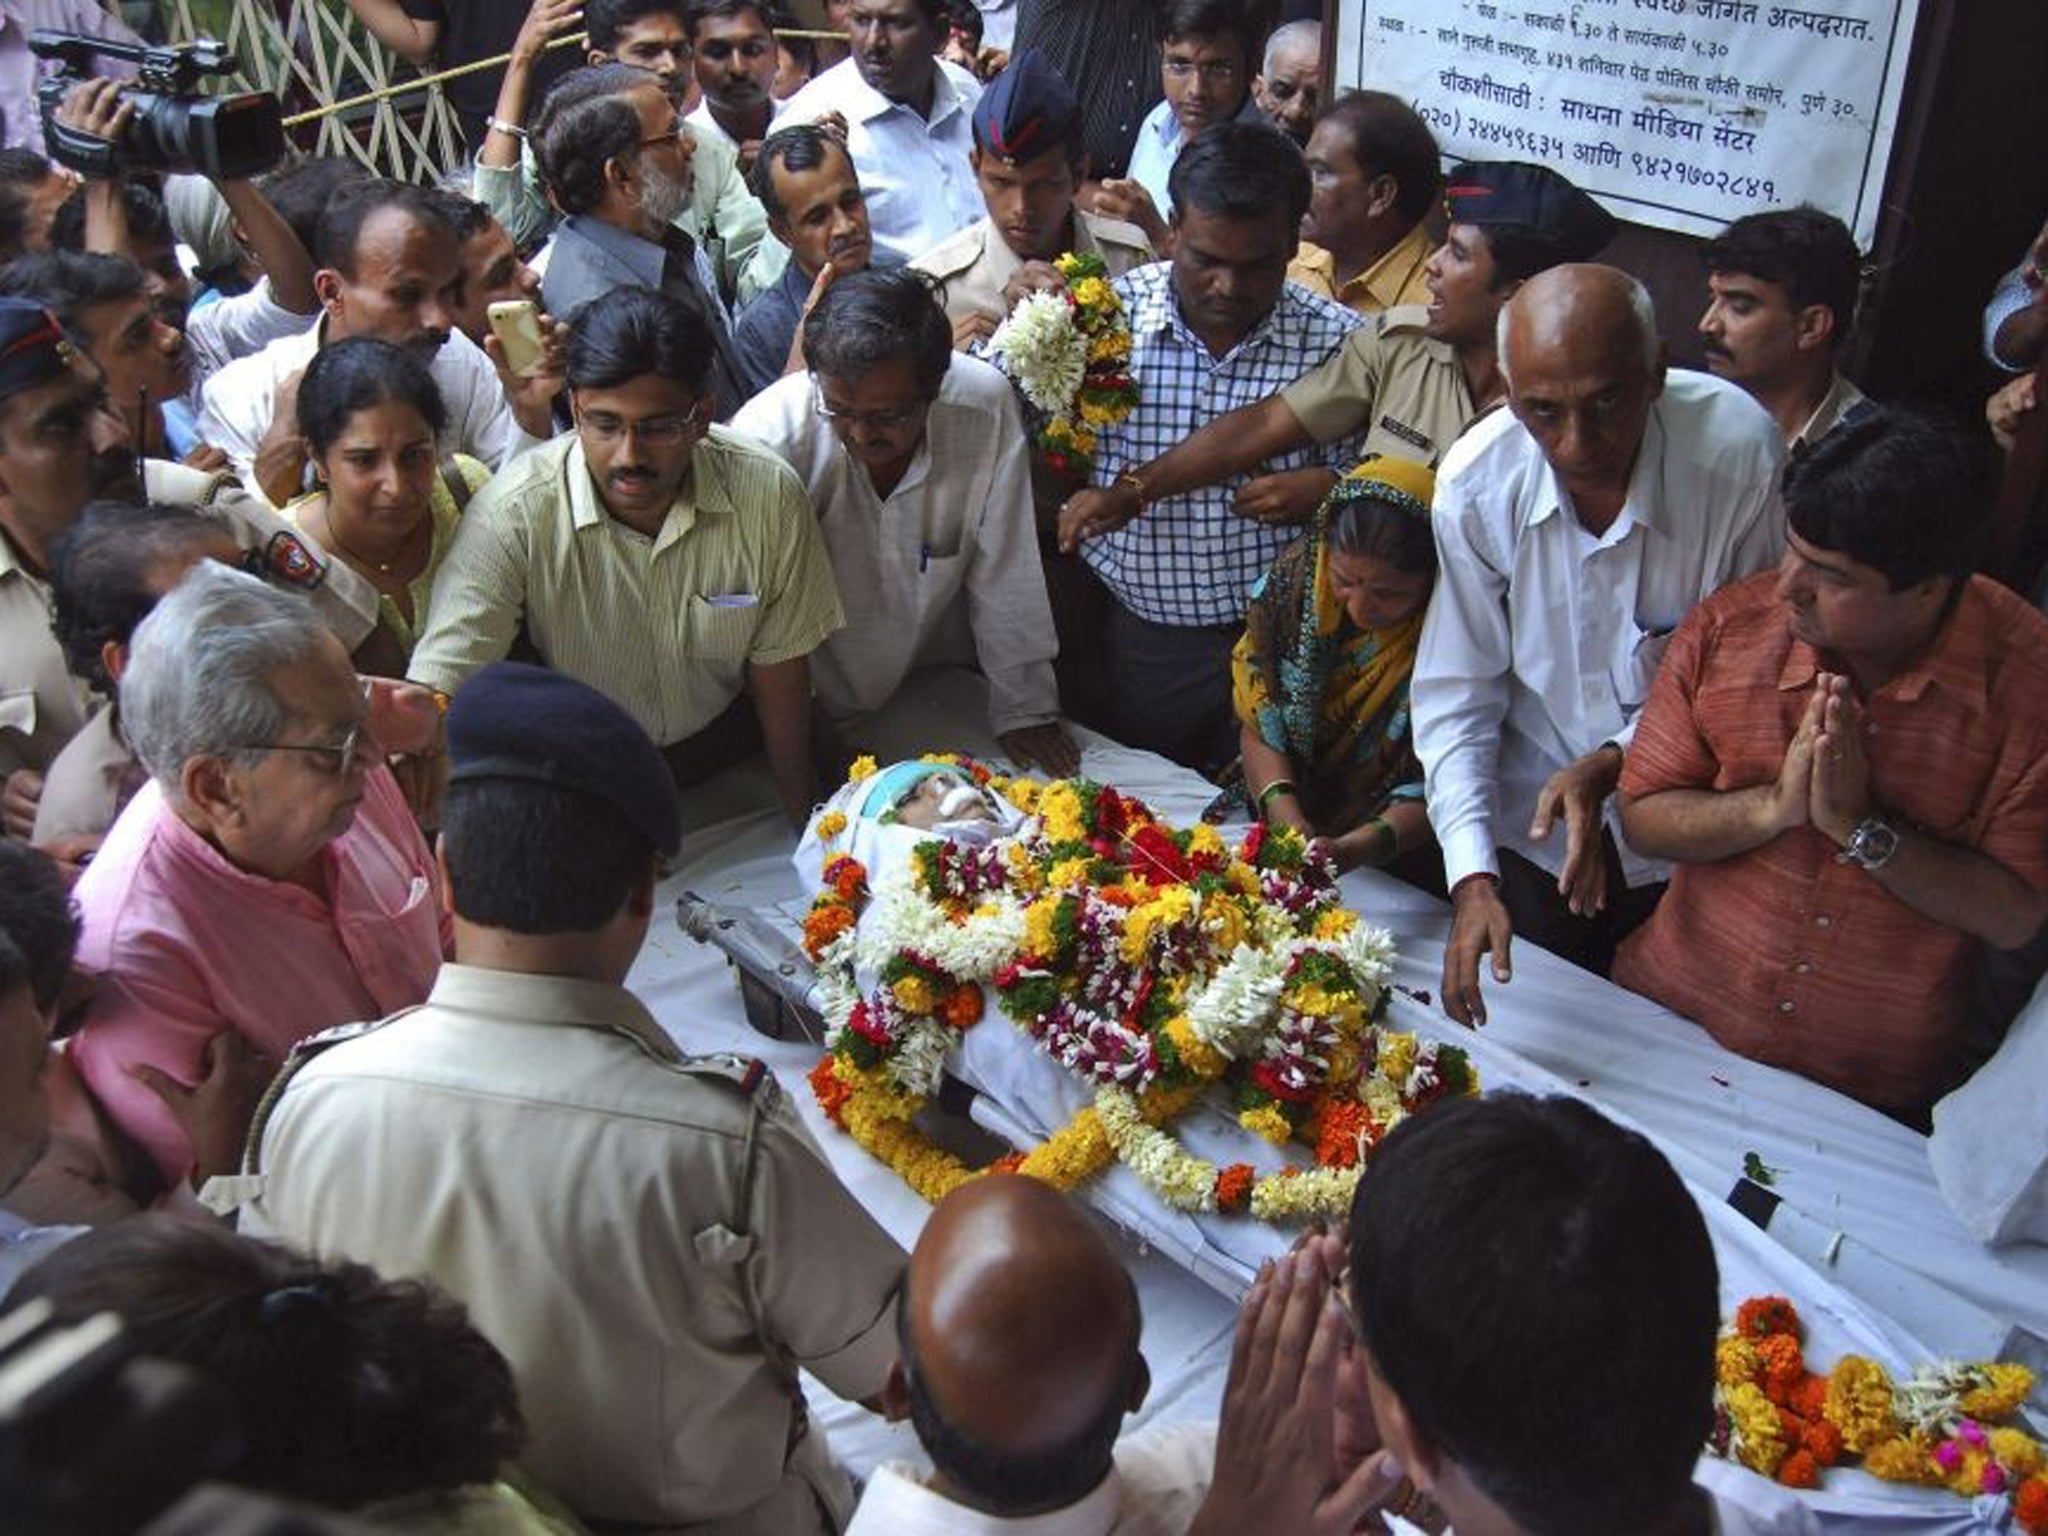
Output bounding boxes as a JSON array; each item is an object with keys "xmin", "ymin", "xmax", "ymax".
[
  {"xmin": 1012, "ymin": 0, "xmax": 1164, "ymax": 177},
  {"xmin": 1081, "ymin": 263, "xmax": 1365, "ymax": 629}
]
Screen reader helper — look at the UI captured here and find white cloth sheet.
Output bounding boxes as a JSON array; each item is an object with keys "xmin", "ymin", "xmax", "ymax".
[{"xmin": 632, "ymin": 679, "xmax": 2046, "ymax": 1534}]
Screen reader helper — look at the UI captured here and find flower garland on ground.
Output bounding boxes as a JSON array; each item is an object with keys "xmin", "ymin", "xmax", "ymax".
[
  {"xmin": 1710, "ymin": 1294, "xmax": 2046, "ymax": 1526},
  {"xmin": 985, "ymin": 252, "xmax": 1139, "ymax": 479},
  {"xmin": 800, "ymin": 759, "xmax": 1475, "ymax": 1223}
]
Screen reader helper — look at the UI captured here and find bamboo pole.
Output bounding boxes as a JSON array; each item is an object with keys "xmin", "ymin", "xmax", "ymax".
[{"xmin": 280, "ymin": 25, "xmax": 850, "ymax": 126}]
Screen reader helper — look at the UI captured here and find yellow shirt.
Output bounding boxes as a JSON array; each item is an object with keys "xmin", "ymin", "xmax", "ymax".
[
  {"xmin": 1287, "ymin": 222, "xmax": 1436, "ymax": 316},
  {"xmin": 407, "ymin": 429, "xmax": 844, "ymax": 746},
  {"xmin": 287, "ymin": 455, "xmax": 491, "ymax": 659}
]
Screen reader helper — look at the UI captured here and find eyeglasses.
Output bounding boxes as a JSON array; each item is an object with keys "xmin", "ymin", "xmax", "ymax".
[
  {"xmin": 810, "ymin": 379, "xmax": 926, "ymax": 431},
  {"xmin": 579, "ymin": 401, "xmax": 708, "ymax": 445},
  {"xmin": 230, "ymin": 678, "xmax": 375, "ymax": 777},
  {"xmin": 640, "ymin": 119, "xmax": 691, "ymax": 149},
  {"xmin": 1163, "ymin": 58, "xmax": 1242, "ymax": 85}
]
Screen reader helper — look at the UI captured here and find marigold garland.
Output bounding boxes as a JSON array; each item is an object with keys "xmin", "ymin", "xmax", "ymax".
[
  {"xmin": 1710, "ymin": 1294, "xmax": 2048, "ymax": 1528},
  {"xmin": 802, "ymin": 762, "xmax": 1474, "ymax": 1224}
]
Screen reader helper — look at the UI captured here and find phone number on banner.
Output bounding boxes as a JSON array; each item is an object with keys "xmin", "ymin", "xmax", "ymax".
[{"xmin": 1629, "ymin": 153, "xmax": 1778, "ymax": 200}]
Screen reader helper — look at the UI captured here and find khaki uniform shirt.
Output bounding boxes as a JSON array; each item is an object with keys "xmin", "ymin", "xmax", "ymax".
[
  {"xmin": 913, "ymin": 207, "xmax": 1154, "ymax": 330},
  {"xmin": 1, "ymin": 460, "xmax": 375, "ymax": 782},
  {"xmin": 407, "ymin": 430, "xmax": 844, "ymax": 746},
  {"xmin": 29, "ymin": 704, "xmax": 140, "ymax": 845},
  {"xmin": 1286, "ymin": 222, "xmax": 1436, "ymax": 317},
  {"xmin": 226, "ymin": 964, "xmax": 907, "ymax": 1533},
  {"xmin": 1279, "ymin": 304, "xmax": 1482, "ymax": 470},
  {"xmin": 0, "ymin": 532, "xmax": 89, "ymax": 780}
]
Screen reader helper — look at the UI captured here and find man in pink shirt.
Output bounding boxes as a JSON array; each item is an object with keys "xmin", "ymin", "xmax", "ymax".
[{"xmin": 69, "ymin": 563, "xmax": 448, "ymax": 1189}]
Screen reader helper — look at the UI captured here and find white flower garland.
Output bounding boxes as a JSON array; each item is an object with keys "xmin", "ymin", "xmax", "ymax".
[{"xmin": 987, "ymin": 291, "xmax": 1088, "ymax": 415}]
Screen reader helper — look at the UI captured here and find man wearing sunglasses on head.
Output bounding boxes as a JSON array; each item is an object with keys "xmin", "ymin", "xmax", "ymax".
[{"xmin": 410, "ymin": 286, "xmax": 843, "ymax": 826}]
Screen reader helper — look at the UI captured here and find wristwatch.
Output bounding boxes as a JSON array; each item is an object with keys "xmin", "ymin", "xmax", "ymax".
[{"xmin": 1836, "ymin": 816, "xmax": 1900, "ymax": 871}]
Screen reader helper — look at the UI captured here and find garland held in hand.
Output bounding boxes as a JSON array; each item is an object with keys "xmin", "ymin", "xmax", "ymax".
[{"xmin": 985, "ymin": 252, "xmax": 1139, "ymax": 479}]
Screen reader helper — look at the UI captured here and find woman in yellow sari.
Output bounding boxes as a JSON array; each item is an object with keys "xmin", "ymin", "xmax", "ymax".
[{"xmin": 1231, "ymin": 457, "xmax": 1438, "ymax": 873}]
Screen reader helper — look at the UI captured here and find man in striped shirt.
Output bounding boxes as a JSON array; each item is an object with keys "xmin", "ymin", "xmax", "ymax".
[
  {"xmin": 410, "ymin": 286, "xmax": 843, "ymax": 824},
  {"xmin": 1056, "ymin": 122, "xmax": 1363, "ymax": 772},
  {"xmin": 1616, "ymin": 409, "xmax": 2048, "ymax": 1115}
]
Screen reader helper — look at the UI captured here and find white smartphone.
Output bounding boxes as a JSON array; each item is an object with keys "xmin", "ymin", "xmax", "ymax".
[{"xmin": 487, "ymin": 299, "xmax": 545, "ymax": 377}]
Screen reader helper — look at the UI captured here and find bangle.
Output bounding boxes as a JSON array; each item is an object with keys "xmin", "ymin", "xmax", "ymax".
[
  {"xmin": 1366, "ymin": 814, "xmax": 1396, "ymax": 862},
  {"xmin": 1114, "ymin": 470, "xmax": 1149, "ymax": 507},
  {"xmin": 1257, "ymin": 778, "xmax": 1297, "ymax": 810},
  {"xmin": 487, "ymin": 117, "xmax": 528, "ymax": 139}
]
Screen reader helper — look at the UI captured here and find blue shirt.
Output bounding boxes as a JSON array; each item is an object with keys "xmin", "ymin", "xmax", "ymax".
[{"xmin": 1083, "ymin": 264, "xmax": 1366, "ymax": 628}]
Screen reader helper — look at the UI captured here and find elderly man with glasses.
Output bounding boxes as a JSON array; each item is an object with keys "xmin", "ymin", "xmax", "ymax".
[
  {"xmin": 733, "ymin": 266, "xmax": 1074, "ymax": 774},
  {"xmin": 409, "ymin": 285, "xmax": 843, "ymax": 824},
  {"xmin": 66, "ymin": 562, "xmax": 449, "ymax": 1195}
]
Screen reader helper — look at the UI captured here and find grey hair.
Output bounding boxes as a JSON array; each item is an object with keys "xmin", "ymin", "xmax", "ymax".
[
  {"xmin": 1263, "ymin": 19, "xmax": 1319, "ymax": 75},
  {"xmin": 120, "ymin": 563, "xmax": 332, "ymax": 797},
  {"xmin": 1495, "ymin": 270, "xmax": 1661, "ymax": 389}
]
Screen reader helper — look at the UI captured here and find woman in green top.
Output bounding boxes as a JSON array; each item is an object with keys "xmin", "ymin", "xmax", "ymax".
[
  {"xmin": 1232, "ymin": 456, "xmax": 1441, "ymax": 875},
  {"xmin": 290, "ymin": 337, "xmax": 488, "ymax": 669}
]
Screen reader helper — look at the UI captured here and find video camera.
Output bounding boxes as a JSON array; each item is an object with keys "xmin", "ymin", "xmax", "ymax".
[{"xmin": 32, "ymin": 31, "xmax": 285, "ymax": 182}]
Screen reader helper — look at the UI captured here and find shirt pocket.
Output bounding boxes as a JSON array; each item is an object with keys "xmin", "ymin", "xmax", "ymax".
[
  {"xmin": 0, "ymin": 687, "xmax": 35, "ymax": 737},
  {"xmin": 683, "ymin": 595, "xmax": 763, "ymax": 661},
  {"xmin": 1612, "ymin": 624, "xmax": 1674, "ymax": 716}
]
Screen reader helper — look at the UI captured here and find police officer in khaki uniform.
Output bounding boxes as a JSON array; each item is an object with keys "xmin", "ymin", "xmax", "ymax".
[
  {"xmin": 1057, "ymin": 161, "xmax": 1619, "ymax": 543},
  {"xmin": 913, "ymin": 48, "xmax": 1153, "ymax": 351},
  {"xmin": 225, "ymin": 662, "xmax": 906, "ymax": 1536}
]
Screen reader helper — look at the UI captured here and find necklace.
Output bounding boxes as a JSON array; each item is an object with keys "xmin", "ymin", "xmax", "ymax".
[{"xmin": 318, "ymin": 504, "xmax": 427, "ymax": 582}]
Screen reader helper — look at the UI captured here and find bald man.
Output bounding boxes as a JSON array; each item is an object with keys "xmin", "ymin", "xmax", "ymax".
[
  {"xmin": 851, "ymin": 1177, "xmax": 1214, "ymax": 1534},
  {"xmin": 1412, "ymin": 264, "xmax": 1785, "ymax": 1026}
]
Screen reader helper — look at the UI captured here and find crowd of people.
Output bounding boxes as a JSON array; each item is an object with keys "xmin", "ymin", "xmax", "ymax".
[{"xmin": 0, "ymin": 0, "xmax": 2043, "ymax": 1529}]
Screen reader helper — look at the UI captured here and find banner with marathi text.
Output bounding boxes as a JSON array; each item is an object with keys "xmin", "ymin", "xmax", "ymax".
[{"xmin": 1336, "ymin": 0, "xmax": 1922, "ymax": 244}]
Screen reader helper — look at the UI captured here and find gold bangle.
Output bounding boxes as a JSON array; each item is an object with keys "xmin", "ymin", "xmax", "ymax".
[{"xmin": 1114, "ymin": 470, "xmax": 1149, "ymax": 507}]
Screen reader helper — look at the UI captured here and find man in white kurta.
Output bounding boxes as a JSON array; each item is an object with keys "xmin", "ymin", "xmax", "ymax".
[{"xmin": 731, "ymin": 266, "xmax": 1072, "ymax": 772}]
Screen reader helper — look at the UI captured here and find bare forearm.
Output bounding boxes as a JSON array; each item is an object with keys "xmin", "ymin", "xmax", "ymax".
[
  {"xmin": 343, "ymin": 0, "xmax": 439, "ymax": 62},
  {"xmin": 82, "ymin": 179, "xmax": 128, "ymax": 256},
  {"xmin": 1618, "ymin": 785, "xmax": 1783, "ymax": 863},
  {"xmin": 1865, "ymin": 830, "xmax": 2048, "ymax": 951},
  {"xmin": 479, "ymin": 48, "xmax": 538, "ymax": 169},
  {"xmin": 1140, "ymin": 394, "xmax": 1309, "ymax": 502},
  {"xmin": 1241, "ymin": 726, "xmax": 1310, "ymax": 834},
  {"xmin": 216, "ymin": 179, "xmax": 316, "ymax": 314},
  {"xmin": 748, "ymin": 658, "xmax": 817, "ymax": 825}
]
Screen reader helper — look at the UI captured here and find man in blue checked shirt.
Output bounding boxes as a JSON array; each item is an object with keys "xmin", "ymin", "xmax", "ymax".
[{"xmin": 1057, "ymin": 122, "xmax": 1366, "ymax": 772}]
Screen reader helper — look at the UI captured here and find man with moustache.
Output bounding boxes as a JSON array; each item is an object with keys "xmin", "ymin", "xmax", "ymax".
[
  {"xmin": 1699, "ymin": 207, "xmax": 1872, "ymax": 453},
  {"xmin": 1616, "ymin": 410, "xmax": 2048, "ymax": 1116},
  {"xmin": 734, "ymin": 124, "xmax": 877, "ymax": 396},
  {"xmin": 781, "ymin": 0, "xmax": 985, "ymax": 263},
  {"xmin": 409, "ymin": 286, "xmax": 842, "ymax": 826},
  {"xmin": 197, "ymin": 181, "xmax": 553, "ymax": 507},
  {"xmin": 1286, "ymin": 91, "xmax": 1440, "ymax": 318},
  {"xmin": 535, "ymin": 65, "xmax": 748, "ymax": 416},
  {"xmin": 684, "ymin": 0, "xmax": 782, "ymax": 174}
]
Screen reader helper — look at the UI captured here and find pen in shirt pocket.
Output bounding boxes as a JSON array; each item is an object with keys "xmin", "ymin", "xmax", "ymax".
[{"xmin": 920, "ymin": 542, "xmax": 931, "ymax": 574}]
